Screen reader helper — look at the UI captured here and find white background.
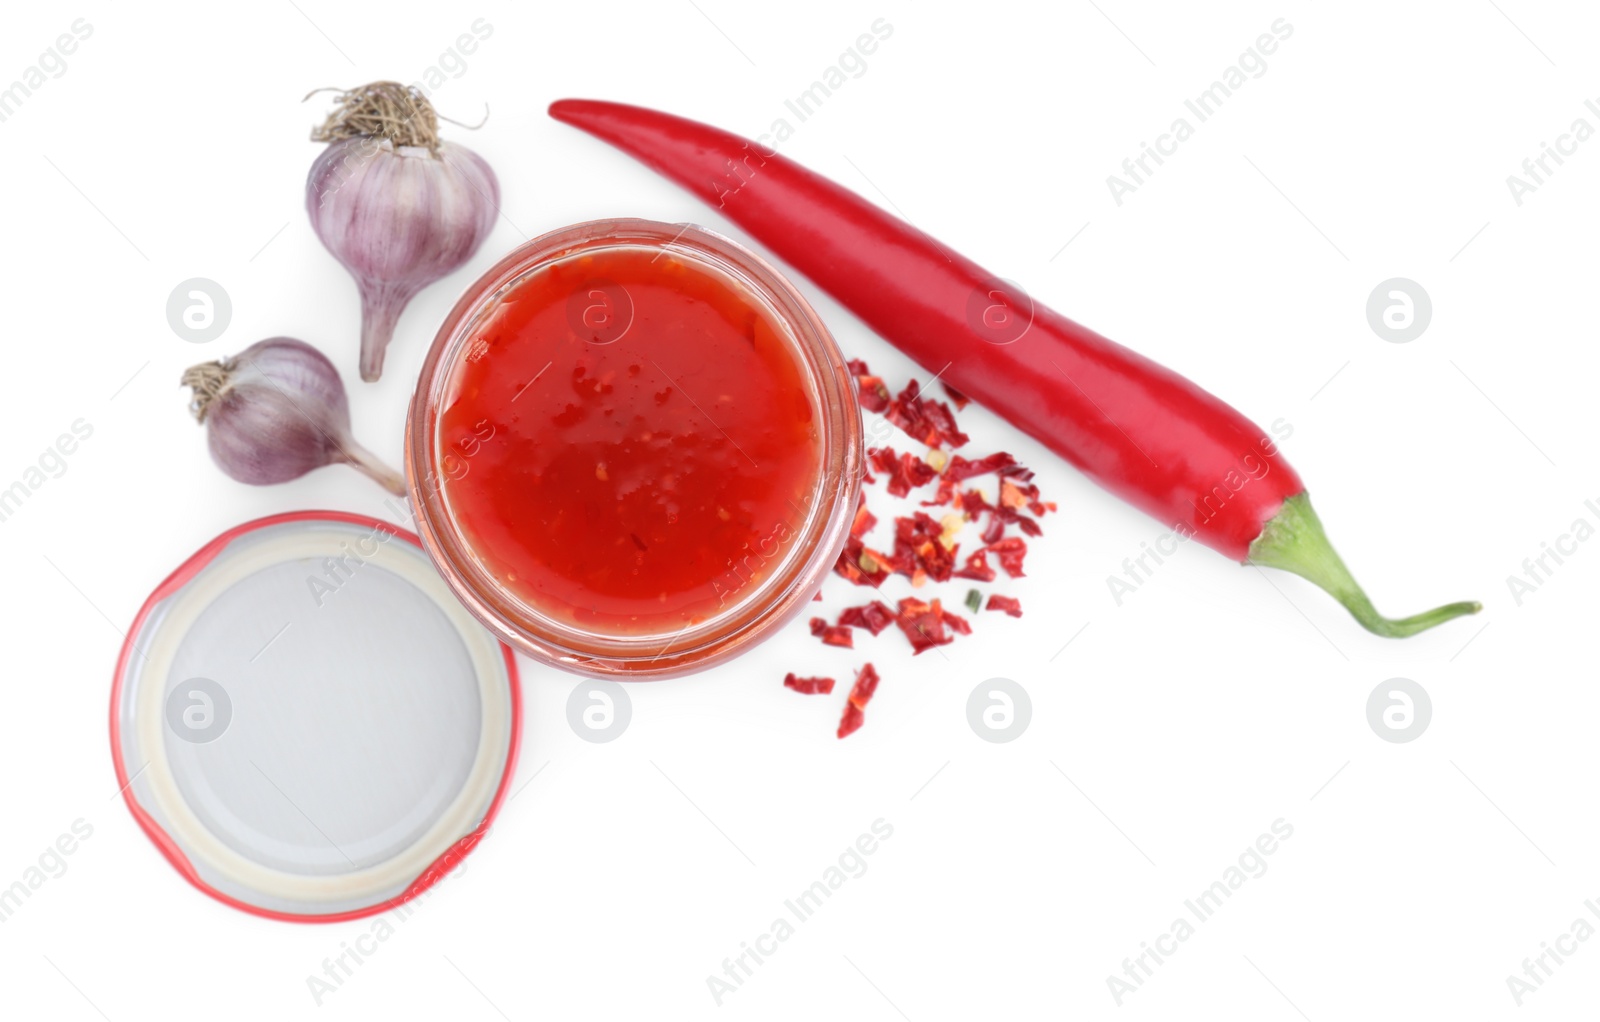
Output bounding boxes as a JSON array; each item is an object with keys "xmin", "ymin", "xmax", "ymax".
[{"xmin": 0, "ymin": 0, "xmax": 1594, "ymax": 1018}]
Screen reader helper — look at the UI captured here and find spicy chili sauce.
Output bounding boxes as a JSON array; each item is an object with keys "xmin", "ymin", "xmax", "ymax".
[{"xmin": 438, "ymin": 245, "xmax": 821, "ymax": 634}]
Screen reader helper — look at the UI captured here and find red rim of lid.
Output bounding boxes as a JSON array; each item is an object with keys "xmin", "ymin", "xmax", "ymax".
[{"xmin": 108, "ymin": 509, "xmax": 524, "ymax": 924}]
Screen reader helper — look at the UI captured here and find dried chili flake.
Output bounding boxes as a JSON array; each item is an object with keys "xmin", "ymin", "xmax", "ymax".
[
  {"xmin": 894, "ymin": 597, "xmax": 954, "ymax": 654},
  {"xmin": 891, "ymin": 511, "xmax": 956, "ymax": 583},
  {"xmin": 942, "ymin": 382, "xmax": 971, "ymax": 410},
  {"xmin": 953, "ymin": 548, "xmax": 997, "ymax": 583},
  {"xmin": 1003, "ymin": 475, "xmax": 1053, "ymax": 519},
  {"xmin": 838, "ymin": 600, "xmax": 895, "ymax": 636},
  {"xmin": 942, "ymin": 606, "xmax": 972, "ymax": 635},
  {"xmin": 848, "ymin": 662, "xmax": 880, "ymax": 705},
  {"xmin": 784, "ymin": 673, "xmax": 835, "ymax": 694},
  {"xmin": 848, "ymin": 358, "xmax": 892, "ymax": 413},
  {"xmin": 959, "ymin": 488, "xmax": 993, "ymax": 518},
  {"xmin": 837, "ymin": 701, "xmax": 865, "ymax": 738},
  {"xmin": 1000, "ymin": 474, "xmax": 1048, "ymax": 515},
  {"xmin": 884, "ymin": 380, "xmax": 970, "ymax": 450},
  {"xmin": 870, "ymin": 447, "xmax": 939, "ymax": 498},
  {"xmin": 860, "ymin": 546, "xmax": 895, "ymax": 576},
  {"xmin": 943, "ymin": 451, "xmax": 1018, "ymax": 481},
  {"xmin": 832, "ymin": 543, "xmax": 870, "ymax": 585},
  {"xmin": 837, "ymin": 663, "xmax": 881, "ymax": 739},
  {"xmin": 980, "ymin": 511, "xmax": 1007, "ymax": 546},
  {"xmin": 838, "ymin": 703, "xmax": 864, "ymax": 735},
  {"xmin": 809, "ymin": 617, "xmax": 854, "ymax": 648},
  {"xmin": 986, "ymin": 594, "xmax": 1023, "ymax": 617},
  {"xmin": 850, "ymin": 503, "xmax": 878, "ymax": 539},
  {"xmin": 979, "ymin": 502, "xmax": 1043, "ymax": 540},
  {"xmin": 895, "ymin": 454, "xmax": 940, "ymax": 496},
  {"xmin": 931, "ymin": 468, "xmax": 1048, "ymax": 546},
  {"xmin": 803, "ymin": 359, "xmax": 1056, "ymax": 732},
  {"xmin": 999, "ymin": 478, "xmax": 1030, "ymax": 510},
  {"xmin": 920, "ymin": 475, "xmax": 958, "ymax": 509},
  {"xmin": 986, "ymin": 537, "xmax": 1028, "ymax": 578},
  {"xmin": 833, "ymin": 535, "xmax": 892, "ymax": 587}
]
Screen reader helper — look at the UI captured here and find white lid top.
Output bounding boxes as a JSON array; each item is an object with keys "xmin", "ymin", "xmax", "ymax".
[{"xmin": 112, "ymin": 512, "xmax": 519, "ymax": 920}]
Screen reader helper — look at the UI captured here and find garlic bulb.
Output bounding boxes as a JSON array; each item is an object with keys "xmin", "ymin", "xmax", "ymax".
[
  {"xmin": 306, "ymin": 82, "xmax": 499, "ymax": 382},
  {"xmin": 183, "ymin": 337, "xmax": 405, "ymax": 495}
]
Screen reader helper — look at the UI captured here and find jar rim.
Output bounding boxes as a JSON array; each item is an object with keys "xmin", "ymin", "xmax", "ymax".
[{"xmin": 405, "ymin": 218, "xmax": 863, "ymax": 679}]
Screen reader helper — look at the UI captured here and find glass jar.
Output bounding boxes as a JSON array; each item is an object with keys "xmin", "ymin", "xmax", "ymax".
[{"xmin": 406, "ymin": 219, "xmax": 862, "ymax": 678}]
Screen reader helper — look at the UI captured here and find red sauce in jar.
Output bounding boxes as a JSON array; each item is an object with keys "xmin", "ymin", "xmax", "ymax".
[{"xmin": 438, "ymin": 245, "xmax": 821, "ymax": 634}]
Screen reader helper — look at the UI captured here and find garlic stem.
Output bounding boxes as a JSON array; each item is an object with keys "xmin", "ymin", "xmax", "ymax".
[
  {"xmin": 359, "ymin": 285, "xmax": 410, "ymax": 383},
  {"xmin": 342, "ymin": 440, "xmax": 407, "ymax": 495}
]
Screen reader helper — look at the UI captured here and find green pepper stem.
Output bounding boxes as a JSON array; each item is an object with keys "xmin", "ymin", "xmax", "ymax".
[{"xmin": 1247, "ymin": 492, "xmax": 1480, "ymax": 638}]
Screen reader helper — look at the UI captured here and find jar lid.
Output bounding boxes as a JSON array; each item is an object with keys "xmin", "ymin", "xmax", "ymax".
[{"xmin": 110, "ymin": 510, "xmax": 521, "ymax": 922}]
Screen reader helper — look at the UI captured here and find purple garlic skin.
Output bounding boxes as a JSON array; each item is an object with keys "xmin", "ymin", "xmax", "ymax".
[
  {"xmin": 205, "ymin": 338, "xmax": 349, "ymax": 484},
  {"xmin": 306, "ymin": 139, "xmax": 499, "ymax": 381},
  {"xmin": 185, "ymin": 337, "xmax": 406, "ymax": 495}
]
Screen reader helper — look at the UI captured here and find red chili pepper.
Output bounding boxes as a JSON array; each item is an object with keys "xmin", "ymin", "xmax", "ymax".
[{"xmin": 550, "ymin": 99, "xmax": 1480, "ymax": 637}]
